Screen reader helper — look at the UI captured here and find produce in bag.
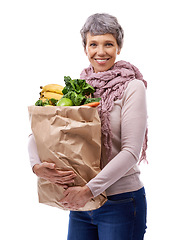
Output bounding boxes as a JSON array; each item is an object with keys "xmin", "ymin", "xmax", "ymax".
[
  {"xmin": 28, "ymin": 77, "xmax": 106, "ymax": 211},
  {"xmin": 35, "ymin": 76, "xmax": 101, "ymax": 107}
]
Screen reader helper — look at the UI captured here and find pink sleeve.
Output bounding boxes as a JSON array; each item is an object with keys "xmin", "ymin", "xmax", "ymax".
[
  {"xmin": 28, "ymin": 134, "xmax": 41, "ymax": 169},
  {"xmin": 86, "ymin": 80, "xmax": 147, "ymax": 197}
]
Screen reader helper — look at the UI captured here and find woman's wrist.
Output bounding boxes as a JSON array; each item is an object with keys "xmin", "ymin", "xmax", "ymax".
[
  {"xmin": 83, "ymin": 185, "xmax": 93, "ymax": 199},
  {"xmin": 32, "ymin": 164, "xmax": 40, "ymax": 175}
]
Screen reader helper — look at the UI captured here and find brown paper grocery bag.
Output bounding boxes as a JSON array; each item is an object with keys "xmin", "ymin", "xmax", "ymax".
[{"xmin": 28, "ymin": 105, "xmax": 107, "ymax": 211}]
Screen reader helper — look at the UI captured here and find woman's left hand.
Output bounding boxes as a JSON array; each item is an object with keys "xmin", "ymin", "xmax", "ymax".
[{"xmin": 59, "ymin": 185, "xmax": 93, "ymax": 210}]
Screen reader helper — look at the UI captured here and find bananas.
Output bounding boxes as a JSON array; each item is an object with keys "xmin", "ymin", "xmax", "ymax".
[
  {"xmin": 40, "ymin": 84, "xmax": 64, "ymax": 101},
  {"xmin": 40, "ymin": 84, "xmax": 64, "ymax": 95},
  {"xmin": 40, "ymin": 91, "xmax": 63, "ymax": 100},
  {"xmin": 35, "ymin": 83, "xmax": 64, "ymax": 106}
]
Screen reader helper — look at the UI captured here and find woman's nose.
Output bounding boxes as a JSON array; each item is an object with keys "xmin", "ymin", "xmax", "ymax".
[{"xmin": 97, "ymin": 46, "xmax": 105, "ymax": 56}]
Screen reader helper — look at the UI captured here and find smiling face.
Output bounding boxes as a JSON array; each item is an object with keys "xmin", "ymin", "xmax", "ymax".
[{"xmin": 85, "ymin": 33, "xmax": 121, "ymax": 73}]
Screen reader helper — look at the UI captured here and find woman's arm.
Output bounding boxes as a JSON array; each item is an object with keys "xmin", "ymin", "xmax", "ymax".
[
  {"xmin": 60, "ymin": 80, "xmax": 147, "ymax": 208},
  {"xmin": 28, "ymin": 134, "xmax": 76, "ymax": 187},
  {"xmin": 86, "ymin": 80, "xmax": 147, "ymax": 197},
  {"xmin": 28, "ymin": 134, "xmax": 41, "ymax": 169}
]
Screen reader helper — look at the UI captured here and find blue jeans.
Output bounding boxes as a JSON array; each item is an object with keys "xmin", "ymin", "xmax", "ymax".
[{"xmin": 67, "ymin": 187, "xmax": 147, "ymax": 240}]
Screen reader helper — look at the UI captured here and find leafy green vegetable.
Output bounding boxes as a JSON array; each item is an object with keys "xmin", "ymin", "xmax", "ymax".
[
  {"xmin": 62, "ymin": 76, "xmax": 95, "ymax": 96},
  {"xmin": 35, "ymin": 77, "xmax": 101, "ymax": 107},
  {"xmin": 49, "ymin": 98, "xmax": 58, "ymax": 105},
  {"xmin": 63, "ymin": 91, "xmax": 86, "ymax": 106},
  {"xmin": 62, "ymin": 76, "xmax": 100, "ymax": 106},
  {"xmin": 35, "ymin": 99, "xmax": 49, "ymax": 106},
  {"xmin": 35, "ymin": 100, "xmax": 43, "ymax": 106},
  {"xmin": 84, "ymin": 97, "xmax": 101, "ymax": 104},
  {"xmin": 35, "ymin": 98, "xmax": 58, "ymax": 106}
]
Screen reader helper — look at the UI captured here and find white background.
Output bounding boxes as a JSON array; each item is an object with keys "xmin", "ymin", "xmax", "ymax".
[{"xmin": 0, "ymin": 0, "xmax": 184, "ymax": 239}]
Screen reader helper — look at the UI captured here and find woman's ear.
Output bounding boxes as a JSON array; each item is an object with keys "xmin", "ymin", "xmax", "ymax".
[
  {"xmin": 117, "ymin": 48, "xmax": 121, "ymax": 55},
  {"xmin": 84, "ymin": 48, "xmax": 88, "ymax": 56}
]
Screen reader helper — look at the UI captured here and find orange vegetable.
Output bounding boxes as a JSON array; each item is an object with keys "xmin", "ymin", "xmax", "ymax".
[{"xmin": 83, "ymin": 102, "xmax": 100, "ymax": 107}]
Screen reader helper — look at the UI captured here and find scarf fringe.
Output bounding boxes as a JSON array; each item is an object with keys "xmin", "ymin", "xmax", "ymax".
[{"xmin": 138, "ymin": 128, "xmax": 148, "ymax": 165}]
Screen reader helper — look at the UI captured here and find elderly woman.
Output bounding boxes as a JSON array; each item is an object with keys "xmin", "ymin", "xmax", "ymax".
[{"xmin": 28, "ymin": 13, "xmax": 148, "ymax": 240}]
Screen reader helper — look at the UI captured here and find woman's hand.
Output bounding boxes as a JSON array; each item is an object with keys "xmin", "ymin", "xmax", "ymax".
[
  {"xmin": 33, "ymin": 162, "xmax": 76, "ymax": 188},
  {"xmin": 59, "ymin": 185, "xmax": 93, "ymax": 209}
]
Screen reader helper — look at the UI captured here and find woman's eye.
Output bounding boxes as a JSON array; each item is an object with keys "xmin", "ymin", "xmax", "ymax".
[
  {"xmin": 90, "ymin": 43, "xmax": 97, "ymax": 47},
  {"xmin": 106, "ymin": 43, "xmax": 113, "ymax": 47}
]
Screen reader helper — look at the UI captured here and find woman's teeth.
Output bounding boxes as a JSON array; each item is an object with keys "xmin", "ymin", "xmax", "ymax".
[{"xmin": 95, "ymin": 59, "xmax": 109, "ymax": 63}]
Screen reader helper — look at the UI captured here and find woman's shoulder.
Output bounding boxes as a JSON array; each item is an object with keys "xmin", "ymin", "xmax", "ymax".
[
  {"xmin": 121, "ymin": 79, "xmax": 146, "ymax": 104},
  {"xmin": 127, "ymin": 79, "xmax": 146, "ymax": 90},
  {"xmin": 125, "ymin": 79, "xmax": 146, "ymax": 97},
  {"xmin": 114, "ymin": 79, "xmax": 146, "ymax": 107}
]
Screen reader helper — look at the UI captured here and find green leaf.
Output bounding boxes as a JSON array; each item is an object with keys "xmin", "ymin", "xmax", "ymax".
[
  {"xmin": 42, "ymin": 99, "xmax": 50, "ymax": 106},
  {"xmin": 35, "ymin": 99, "xmax": 51, "ymax": 106},
  {"xmin": 61, "ymin": 76, "xmax": 97, "ymax": 106},
  {"xmin": 63, "ymin": 92, "xmax": 86, "ymax": 106},
  {"xmin": 49, "ymin": 98, "xmax": 58, "ymax": 106},
  {"xmin": 62, "ymin": 76, "xmax": 95, "ymax": 96},
  {"xmin": 84, "ymin": 98, "xmax": 101, "ymax": 104},
  {"xmin": 62, "ymin": 76, "xmax": 74, "ymax": 95},
  {"xmin": 35, "ymin": 100, "xmax": 43, "ymax": 106}
]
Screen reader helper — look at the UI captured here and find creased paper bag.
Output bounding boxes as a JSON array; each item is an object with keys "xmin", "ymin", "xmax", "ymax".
[{"xmin": 28, "ymin": 105, "xmax": 107, "ymax": 211}]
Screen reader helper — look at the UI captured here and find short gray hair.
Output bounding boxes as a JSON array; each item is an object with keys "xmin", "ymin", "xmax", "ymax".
[{"xmin": 80, "ymin": 13, "xmax": 124, "ymax": 49}]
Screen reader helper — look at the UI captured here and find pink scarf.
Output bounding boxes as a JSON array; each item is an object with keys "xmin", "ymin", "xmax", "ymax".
[{"xmin": 80, "ymin": 60, "xmax": 148, "ymax": 164}]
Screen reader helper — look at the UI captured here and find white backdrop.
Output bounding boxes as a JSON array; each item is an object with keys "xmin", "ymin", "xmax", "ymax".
[{"xmin": 0, "ymin": 0, "xmax": 183, "ymax": 239}]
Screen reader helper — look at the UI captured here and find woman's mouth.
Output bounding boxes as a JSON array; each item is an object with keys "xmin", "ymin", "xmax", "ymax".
[{"xmin": 94, "ymin": 58, "xmax": 110, "ymax": 64}]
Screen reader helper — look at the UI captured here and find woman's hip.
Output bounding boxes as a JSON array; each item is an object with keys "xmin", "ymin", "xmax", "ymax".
[{"xmin": 68, "ymin": 187, "xmax": 147, "ymax": 240}]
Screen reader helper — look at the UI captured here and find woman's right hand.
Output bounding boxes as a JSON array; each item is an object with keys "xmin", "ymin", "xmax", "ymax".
[{"xmin": 33, "ymin": 162, "xmax": 77, "ymax": 188}]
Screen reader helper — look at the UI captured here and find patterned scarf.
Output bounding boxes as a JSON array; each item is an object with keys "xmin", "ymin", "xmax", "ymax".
[{"xmin": 80, "ymin": 60, "xmax": 148, "ymax": 164}]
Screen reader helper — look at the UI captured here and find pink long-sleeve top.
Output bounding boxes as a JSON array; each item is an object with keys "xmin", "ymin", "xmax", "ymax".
[{"xmin": 28, "ymin": 79, "xmax": 147, "ymax": 197}]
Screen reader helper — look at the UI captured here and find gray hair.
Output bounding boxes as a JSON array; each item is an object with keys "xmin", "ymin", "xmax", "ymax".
[{"xmin": 80, "ymin": 13, "xmax": 124, "ymax": 50}]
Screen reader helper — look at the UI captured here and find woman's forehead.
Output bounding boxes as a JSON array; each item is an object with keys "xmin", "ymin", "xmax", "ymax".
[{"xmin": 86, "ymin": 33, "xmax": 117, "ymax": 42}]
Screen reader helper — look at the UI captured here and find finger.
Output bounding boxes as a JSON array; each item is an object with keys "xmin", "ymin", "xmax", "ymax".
[
  {"xmin": 54, "ymin": 180, "xmax": 75, "ymax": 186},
  {"xmin": 57, "ymin": 173, "xmax": 76, "ymax": 180},
  {"xmin": 42, "ymin": 162, "xmax": 55, "ymax": 169},
  {"xmin": 54, "ymin": 173, "xmax": 76, "ymax": 180},
  {"xmin": 59, "ymin": 196, "xmax": 67, "ymax": 203},
  {"xmin": 71, "ymin": 204, "xmax": 80, "ymax": 210},
  {"xmin": 55, "ymin": 181, "xmax": 70, "ymax": 187},
  {"xmin": 63, "ymin": 187, "xmax": 75, "ymax": 197},
  {"xmin": 61, "ymin": 202, "xmax": 80, "ymax": 210},
  {"xmin": 55, "ymin": 183, "xmax": 68, "ymax": 189},
  {"xmin": 52, "ymin": 174, "xmax": 76, "ymax": 183},
  {"xmin": 59, "ymin": 191, "xmax": 73, "ymax": 203},
  {"xmin": 55, "ymin": 170, "xmax": 77, "ymax": 177},
  {"xmin": 52, "ymin": 174, "xmax": 76, "ymax": 182},
  {"xmin": 63, "ymin": 187, "xmax": 73, "ymax": 193}
]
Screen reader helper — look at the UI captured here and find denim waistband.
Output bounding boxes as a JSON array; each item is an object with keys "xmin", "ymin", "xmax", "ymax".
[{"xmin": 107, "ymin": 187, "xmax": 145, "ymax": 201}]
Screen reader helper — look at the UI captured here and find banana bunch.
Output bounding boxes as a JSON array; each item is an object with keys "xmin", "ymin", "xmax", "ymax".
[{"xmin": 39, "ymin": 84, "xmax": 64, "ymax": 102}]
